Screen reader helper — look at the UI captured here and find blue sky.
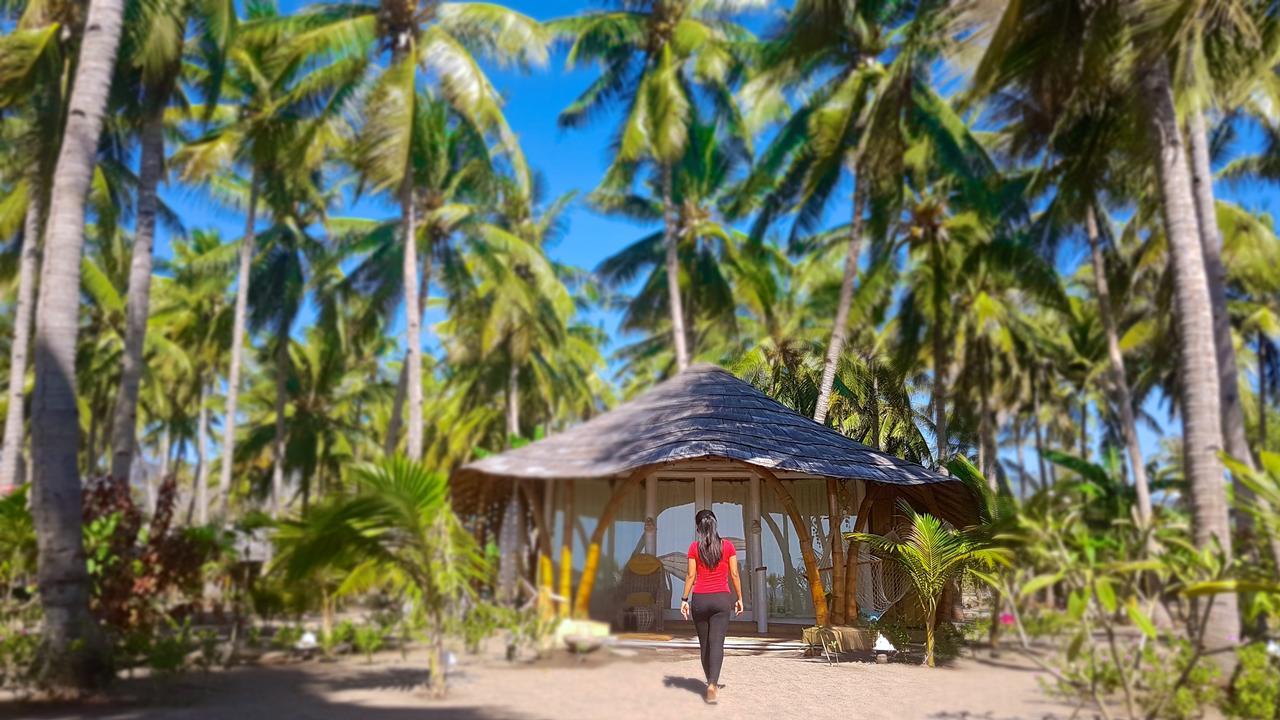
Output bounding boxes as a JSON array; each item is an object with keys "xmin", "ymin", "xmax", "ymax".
[{"xmin": 148, "ymin": 0, "xmax": 1280, "ymax": 484}]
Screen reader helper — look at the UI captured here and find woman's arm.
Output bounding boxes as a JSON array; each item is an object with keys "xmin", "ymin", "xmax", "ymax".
[
  {"xmin": 729, "ymin": 555, "xmax": 744, "ymax": 615},
  {"xmin": 681, "ymin": 557, "xmax": 697, "ymax": 620}
]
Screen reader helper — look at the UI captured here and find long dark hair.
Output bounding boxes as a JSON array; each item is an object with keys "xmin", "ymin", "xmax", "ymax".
[{"xmin": 695, "ymin": 509, "xmax": 723, "ymax": 568}]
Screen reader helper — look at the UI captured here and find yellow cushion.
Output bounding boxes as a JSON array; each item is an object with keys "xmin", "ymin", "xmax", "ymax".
[
  {"xmin": 625, "ymin": 592, "xmax": 655, "ymax": 607},
  {"xmin": 627, "ymin": 554, "xmax": 663, "ymax": 575}
]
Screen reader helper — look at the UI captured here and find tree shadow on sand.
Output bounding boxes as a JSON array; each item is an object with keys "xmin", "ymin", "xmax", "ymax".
[{"xmin": 3, "ymin": 665, "xmax": 531, "ymax": 720}]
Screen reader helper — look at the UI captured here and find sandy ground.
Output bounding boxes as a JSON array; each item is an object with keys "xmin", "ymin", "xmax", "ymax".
[{"xmin": 2, "ymin": 643, "xmax": 1078, "ymax": 720}]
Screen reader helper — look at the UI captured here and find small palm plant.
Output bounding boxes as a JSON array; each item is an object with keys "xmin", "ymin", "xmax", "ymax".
[
  {"xmin": 272, "ymin": 456, "xmax": 487, "ymax": 696},
  {"xmin": 847, "ymin": 502, "xmax": 1008, "ymax": 667}
]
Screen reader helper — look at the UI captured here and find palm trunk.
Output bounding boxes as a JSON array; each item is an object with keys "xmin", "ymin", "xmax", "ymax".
[
  {"xmin": 270, "ymin": 323, "xmax": 288, "ymax": 518},
  {"xmin": 1085, "ymin": 205, "xmax": 1153, "ymax": 526},
  {"xmin": 1187, "ymin": 107, "xmax": 1252, "ymax": 465},
  {"xmin": 1141, "ymin": 59, "xmax": 1238, "ymax": 665},
  {"xmin": 385, "ymin": 363, "xmax": 408, "ymax": 456},
  {"xmin": 0, "ymin": 190, "xmax": 42, "ymax": 491},
  {"xmin": 979, "ymin": 346, "xmax": 996, "ymax": 487},
  {"xmin": 925, "ymin": 614, "xmax": 936, "ymax": 668},
  {"xmin": 195, "ymin": 383, "xmax": 209, "ymax": 526},
  {"xmin": 814, "ymin": 181, "xmax": 867, "ymax": 424},
  {"xmin": 84, "ymin": 402, "xmax": 98, "ymax": 478},
  {"xmin": 401, "ymin": 180, "xmax": 423, "ymax": 460},
  {"xmin": 429, "ymin": 611, "xmax": 447, "ymax": 697},
  {"xmin": 506, "ymin": 351, "xmax": 520, "ymax": 440},
  {"xmin": 1014, "ymin": 419, "xmax": 1027, "ymax": 500},
  {"xmin": 1079, "ymin": 396, "xmax": 1088, "ymax": 460},
  {"xmin": 384, "ymin": 244, "xmax": 430, "ymax": 456},
  {"xmin": 1260, "ymin": 333, "xmax": 1268, "ymax": 452},
  {"xmin": 108, "ymin": 112, "xmax": 164, "ymax": 483},
  {"xmin": 28, "ymin": 0, "xmax": 124, "ymax": 690},
  {"xmin": 1032, "ymin": 366, "xmax": 1047, "ymax": 489},
  {"xmin": 1188, "ymin": 107, "xmax": 1280, "ymax": 567},
  {"xmin": 662, "ymin": 165, "xmax": 690, "ymax": 373},
  {"xmin": 218, "ymin": 172, "xmax": 258, "ymax": 522},
  {"xmin": 496, "ymin": 486, "xmax": 524, "ymax": 604},
  {"xmin": 931, "ymin": 244, "xmax": 949, "ymax": 466},
  {"xmin": 868, "ymin": 369, "xmax": 881, "ymax": 450},
  {"xmin": 151, "ymin": 426, "xmax": 171, "ymax": 514}
]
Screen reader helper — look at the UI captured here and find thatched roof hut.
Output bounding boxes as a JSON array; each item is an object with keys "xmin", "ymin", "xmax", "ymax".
[{"xmin": 453, "ymin": 364, "xmax": 978, "ymax": 628}]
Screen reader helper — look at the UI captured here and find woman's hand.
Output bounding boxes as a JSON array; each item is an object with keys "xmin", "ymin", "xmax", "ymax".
[
  {"xmin": 734, "ymin": 599, "xmax": 744, "ymax": 617},
  {"xmin": 680, "ymin": 600, "xmax": 691, "ymax": 620}
]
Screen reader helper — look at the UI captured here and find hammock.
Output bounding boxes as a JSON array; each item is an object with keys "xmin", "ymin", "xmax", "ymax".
[{"xmin": 854, "ymin": 531, "xmax": 911, "ymax": 621}]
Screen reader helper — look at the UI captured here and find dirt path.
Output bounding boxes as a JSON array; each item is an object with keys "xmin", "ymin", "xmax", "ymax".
[{"xmin": 3, "ymin": 645, "xmax": 1076, "ymax": 720}]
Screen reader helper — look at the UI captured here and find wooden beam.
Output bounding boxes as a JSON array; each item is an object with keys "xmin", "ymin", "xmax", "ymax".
[
  {"xmin": 519, "ymin": 481, "xmax": 556, "ymax": 617},
  {"xmin": 846, "ymin": 483, "xmax": 877, "ymax": 621},
  {"xmin": 827, "ymin": 477, "xmax": 846, "ymax": 624},
  {"xmin": 558, "ymin": 480, "xmax": 575, "ymax": 618},
  {"xmin": 757, "ymin": 468, "xmax": 830, "ymax": 627},
  {"xmin": 644, "ymin": 474, "xmax": 658, "ymax": 555},
  {"xmin": 573, "ymin": 469, "xmax": 647, "ymax": 617}
]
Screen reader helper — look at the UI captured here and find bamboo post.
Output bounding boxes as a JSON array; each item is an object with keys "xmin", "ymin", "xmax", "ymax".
[
  {"xmin": 826, "ymin": 477, "xmax": 846, "ymax": 624},
  {"xmin": 757, "ymin": 469, "xmax": 830, "ymax": 626},
  {"xmin": 519, "ymin": 481, "xmax": 555, "ymax": 618},
  {"xmin": 846, "ymin": 484, "xmax": 876, "ymax": 622},
  {"xmin": 749, "ymin": 474, "xmax": 766, "ymax": 632},
  {"xmin": 558, "ymin": 480, "xmax": 575, "ymax": 618},
  {"xmin": 644, "ymin": 474, "xmax": 658, "ymax": 556},
  {"xmin": 573, "ymin": 470, "xmax": 646, "ymax": 617}
]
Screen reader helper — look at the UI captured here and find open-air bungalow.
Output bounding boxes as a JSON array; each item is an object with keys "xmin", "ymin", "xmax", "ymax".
[{"xmin": 451, "ymin": 364, "xmax": 979, "ymax": 633}]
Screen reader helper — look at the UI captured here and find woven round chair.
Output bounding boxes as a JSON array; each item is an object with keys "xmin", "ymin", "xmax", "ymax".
[{"xmin": 614, "ymin": 553, "xmax": 670, "ymax": 632}]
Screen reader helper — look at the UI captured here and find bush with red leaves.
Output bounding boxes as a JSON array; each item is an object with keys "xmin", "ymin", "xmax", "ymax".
[{"xmin": 81, "ymin": 475, "xmax": 222, "ymax": 632}]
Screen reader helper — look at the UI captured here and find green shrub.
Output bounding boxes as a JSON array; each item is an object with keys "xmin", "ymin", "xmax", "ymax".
[
  {"xmin": 869, "ymin": 615, "xmax": 914, "ymax": 653},
  {"xmin": 353, "ymin": 624, "xmax": 384, "ymax": 663},
  {"xmin": 333, "ymin": 620, "xmax": 357, "ymax": 646},
  {"xmin": 1225, "ymin": 643, "xmax": 1279, "ymax": 719},
  {"xmin": 1022, "ymin": 609, "xmax": 1072, "ymax": 639},
  {"xmin": 0, "ymin": 626, "xmax": 38, "ymax": 687},
  {"xmin": 272, "ymin": 624, "xmax": 303, "ymax": 650},
  {"xmin": 148, "ymin": 622, "xmax": 194, "ymax": 676},
  {"xmin": 456, "ymin": 602, "xmax": 504, "ymax": 654},
  {"xmin": 932, "ymin": 622, "xmax": 964, "ymax": 663},
  {"xmin": 962, "ymin": 617, "xmax": 991, "ymax": 643},
  {"xmin": 194, "ymin": 629, "xmax": 221, "ymax": 672},
  {"xmin": 1140, "ymin": 642, "xmax": 1221, "ymax": 720}
]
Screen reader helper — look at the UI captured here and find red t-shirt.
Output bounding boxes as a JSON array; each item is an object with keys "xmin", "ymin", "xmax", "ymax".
[{"xmin": 687, "ymin": 538, "xmax": 736, "ymax": 595}]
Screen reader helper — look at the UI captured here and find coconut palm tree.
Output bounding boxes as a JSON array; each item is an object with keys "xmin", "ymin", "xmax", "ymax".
[
  {"xmin": 339, "ymin": 89, "xmax": 495, "ymax": 456},
  {"xmin": 26, "ymin": 0, "xmax": 126, "ymax": 691},
  {"xmin": 554, "ymin": 0, "xmax": 761, "ymax": 373},
  {"xmin": 284, "ymin": 0, "xmax": 548, "ymax": 461},
  {"xmin": 0, "ymin": 2, "xmax": 75, "ymax": 491},
  {"xmin": 594, "ymin": 118, "xmax": 745, "ymax": 383},
  {"xmin": 272, "ymin": 456, "xmax": 487, "ymax": 697},
  {"xmin": 173, "ymin": 4, "xmax": 361, "ymax": 519},
  {"xmin": 969, "ymin": 0, "xmax": 1240, "ymax": 658},
  {"xmin": 442, "ymin": 179, "xmax": 603, "ymax": 440},
  {"xmin": 743, "ymin": 0, "xmax": 1006, "ymax": 429},
  {"xmin": 149, "ymin": 230, "xmax": 235, "ymax": 524},
  {"xmin": 848, "ymin": 501, "xmax": 1007, "ymax": 667},
  {"xmin": 105, "ymin": 0, "xmax": 232, "ymax": 483}
]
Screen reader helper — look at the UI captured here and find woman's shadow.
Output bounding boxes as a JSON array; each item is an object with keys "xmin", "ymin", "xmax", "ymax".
[{"xmin": 663, "ymin": 676, "xmax": 722, "ymax": 696}]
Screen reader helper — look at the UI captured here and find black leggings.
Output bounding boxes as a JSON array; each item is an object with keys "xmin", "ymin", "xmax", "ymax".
[{"xmin": 691, "ymin": 591, "xmax": 733, "ymax": 685}]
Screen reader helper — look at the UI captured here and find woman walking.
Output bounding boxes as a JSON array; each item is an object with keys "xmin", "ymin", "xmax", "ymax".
[{"xmin": 680, "ymin": 509, "xmax": 743, "ymax": 704}]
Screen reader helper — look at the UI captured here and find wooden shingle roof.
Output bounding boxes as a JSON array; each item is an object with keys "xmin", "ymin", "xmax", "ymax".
[{"xmin": 455, "ymin": 364, "xmax": 956, "ymax": 487}]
